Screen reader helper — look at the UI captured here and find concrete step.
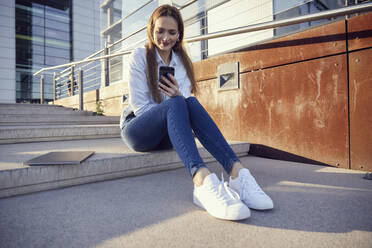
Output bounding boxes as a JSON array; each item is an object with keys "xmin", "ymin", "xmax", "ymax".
[
  {"xmin": 0, "ymin": 103, "xmax": 72, "ymax": 110},
  {"xmin": 0, "ymin": 138, "xmax": 251, "ymax": 198},
  {"xmin": 0, "ymin": 114, "xmax": 119, "ymax": 126},
  {"xmin": 0, "ymin": 124, "xmax": 120, "ymax": 144},
  {"xmin": 0, "ymin": 108, "xmax": 95, "ymax": 115},
  {"xmin": 0, "ymin": 104, "xmax": 94, "ymax": 115}
]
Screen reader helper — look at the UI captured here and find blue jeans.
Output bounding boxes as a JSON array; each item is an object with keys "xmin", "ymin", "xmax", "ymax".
[{"xmin": 121, "ymin": 96, "xmax": 241, "ymax": 178}]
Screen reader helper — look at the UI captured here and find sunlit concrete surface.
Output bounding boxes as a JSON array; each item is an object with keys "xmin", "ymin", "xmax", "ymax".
[
  {"xmin": 0, "ymin": 138, "xmax": 133, "ymax": 171},
  {"xmin": 0, "ymin": 156, "xmax": 371, "ymax": 248},
  {"xmin": 0, "ymin": 138, "xmax": 249, "ymax": 198}
]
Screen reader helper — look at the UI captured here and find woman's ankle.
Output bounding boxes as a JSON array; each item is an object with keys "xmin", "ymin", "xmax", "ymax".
[
  {"xmin": 193, "ymin": 167, "xmax": 211, "ymax": 187},
  {"xmin": 230, "ymin": 162, "xmax": 244, "ymax": 179}
]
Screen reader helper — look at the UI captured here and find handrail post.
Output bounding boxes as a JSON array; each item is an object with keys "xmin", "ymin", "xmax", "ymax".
[
  {"xmin": 40, "ymin": 75, "xmax": 44, "ymax": 104},
  {"xmin": 78, "ymin": 68, "xmax": 84, "ymax": 111},
  {"xmin": 102, "ymin": 42, "xmax": 110, "ymax": 88},
  {"xmin": 70, "ymin": 66, "xmax": 75, "ymax": 96},
  {"xmin": 53, "ymin": 72, "xmax": 56, "ymax": 101}
]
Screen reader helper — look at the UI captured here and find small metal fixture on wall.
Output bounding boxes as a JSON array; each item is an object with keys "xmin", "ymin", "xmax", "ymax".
[
  {"xmin": 217, "ymin": 62, "xmax": 240, "ymax": 91},
  {"xmin": 122, "ymin": 94, "xmax": 128, "ymax": 103}
]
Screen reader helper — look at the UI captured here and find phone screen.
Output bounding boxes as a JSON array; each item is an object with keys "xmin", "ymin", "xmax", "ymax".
[{"xmin": 159, "ymin": 66, "xmax": 175, "ymax": 87}]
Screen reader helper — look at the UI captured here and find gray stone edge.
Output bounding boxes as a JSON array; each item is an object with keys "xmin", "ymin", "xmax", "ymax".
[
  {"xmin": 0, "ymin": 134, "xmax": 121, "ymax": 144},
  {"xmin": 0, "ymin": 143, "xmax": 250, "ymax": 198}
]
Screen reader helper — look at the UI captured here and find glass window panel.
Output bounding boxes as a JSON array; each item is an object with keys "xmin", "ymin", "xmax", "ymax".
[
  {"xmin": 122, "ymin": 0, "xmax": 149, "ymax": 16},
  {"xmin": 45, "ymin": 9, "xmax": 70, "ymax": 23},
  {"xmin": 185, "ymin": 21, "xmax": 201, "ymax": 62},
  {"xmin": 16, "ymin": 14, "xmax": 43, "ymax": 27},
  {"xmin": 45, "ymin": 47, "xmax": 70, "ymax": 58},
  {"xmin": 45, "ymin": 56, "xmax": 69, "ymax": 66},
  {"xmin": 207, "ymin": 0, "xmax": 273, "ymax": 57},
  {"xmin": 32, "ymin": 25, "xmax": 45, "ymax": 36},
  {"xmin": 45, "ymin": 3, "xmax": 70, "ymax": 15},
  {"xmin": 121, "ymin": 1, "xmax": 156, "ymax": 37},
  {"xmin": 45, "ymin": 19, "xmax": 70, "ymax": 32},
  {"xmin": 16, "ymin": 34, "xmax": 44, "ymax": 46},
  {"xmin": 31, "ymin": 2, "xmax": 45, "ymax": 16},
  {"xmin": 16, "ymin": 41, "xmax": 32, "ymax": 53},
  {"xmin": 114, "ymin": 10, "xmax": 122, "ymax": 23},
  {"xmin": 15, "ymin": 2, "xmax": 44, "ymax": 17},
  {"xmin": 45, "ymin": 38, "xmax": 71, "ymax": 50},
  {"xmin": 33, "ymin": 54, "xmax": 45, "ymax": 64},
  {"xmin": 32, "ymin": 15, "xmax": 44, "ymax": 26},
  {"xmin": 16, "ymin": 21, "xmax": 33, "ymax": 35},
  {"xmin": 32, "ymin": 45, "xmax": 44, "ymax": 55},
  {"xmin": 16, "ymin": 53, "xmax": 31, "ymax": 65},
  {"xmin": 15, "ymin": 0, "xmax": 72, "ymax": 103},
  {"xmin": 45, "ymin": 29, "xmax": 70, "ymax": 41},
  {"xmin": 101, "ymin": 9, "xmax": 107, "ymax": 29}
]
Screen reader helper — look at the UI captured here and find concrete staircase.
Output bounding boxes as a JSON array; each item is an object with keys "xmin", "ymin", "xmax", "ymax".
[
  {"xmin": 0, "ymin": 103, "xmax": 251, "ymax": 198},
  {"xmin": 0, "ymin": 103, "xmax": 120, "ymax": 144},
  {"xmin": 0, "ymin": 138, "xmax": 250, "ymax": 198}
]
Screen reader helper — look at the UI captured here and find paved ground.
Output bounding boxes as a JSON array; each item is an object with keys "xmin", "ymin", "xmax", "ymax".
[{"xmin": 0, "ymin": 156, "xmax": 371, "ymax": 248}]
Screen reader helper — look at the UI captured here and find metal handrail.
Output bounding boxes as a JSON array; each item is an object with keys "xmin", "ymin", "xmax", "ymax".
[
  {"xmin": 186, "ymin": 2, "xmax": 372, "ymax": 42},
  {"xmin": 34, "ymin": 2, "xmax": 372, "ymax": 76},
  {"xmin": 104, "ymin": 0, "xmax": 198, "ymax": 49},
  {"xmin": 84, "ymin": 64, "xmax": 101, "ymax": 73},
  {"xmin": 102, "ymin": 0, "xmax": 154, "ymax": 39},
  {"xmin": 34, "ymin": 50, "xmax": 133, "ymax": 76},
  {"xmin": 60, "ymin": 49, "xmax": 104, "ymax": 74}
]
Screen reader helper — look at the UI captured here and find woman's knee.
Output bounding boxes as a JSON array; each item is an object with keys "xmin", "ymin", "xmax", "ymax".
[
  {"xmin": 168, "ymin": 95, "xmax": 185, "ymax": 104},
  {"xmin": 164, "ymin": 95, "xmax": 188, "ymax": 111},
  {"xmin": 185, "ymin": 96, "xmax": 199, "ymax": 104},
  {"xmin": 185, "ymin": 96, "xmax": 202, "ymax": 110}
]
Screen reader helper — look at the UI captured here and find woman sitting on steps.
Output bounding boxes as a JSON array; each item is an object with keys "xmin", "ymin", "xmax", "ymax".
[{"xmin": 120, "ymin": 4, "xmax": 273, "ymax": 221}]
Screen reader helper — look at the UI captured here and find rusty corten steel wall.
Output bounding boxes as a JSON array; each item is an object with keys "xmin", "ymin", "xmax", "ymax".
[
  {"xmin": 194, "ymin": 20, "xmax": 346, "ymax": 81},
  {"xmin": 348, "ymin": 12, "xmax": 372, "ymax": 51},
  {"xmin": 349, "ymin": 49, "xmax": 372, "ymax": 171},
  {"xmin": 348, "ymin": 13, "xmax": 372, "ymax": 172},
  {"xmin": 194, "ymin": 12, "xmax": 372, "ymax": 171}
]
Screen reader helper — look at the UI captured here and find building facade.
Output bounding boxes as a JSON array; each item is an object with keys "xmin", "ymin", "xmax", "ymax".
[
  {"xmin": 0, "ymin": 0, "xmax": 100, "ymax": 103},
  {"xmin": 100, "ymin": 0, "xmax": 350, "ymax": 85},
  {"xmin": 0, "ymin": 0, "xmax": 360, "ymax": 103}
]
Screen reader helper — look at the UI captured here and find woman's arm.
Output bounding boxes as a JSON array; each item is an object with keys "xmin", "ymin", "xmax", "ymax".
[{"xmin": 128, "ymin": 48, "xmax": 157, "ymax": 116}]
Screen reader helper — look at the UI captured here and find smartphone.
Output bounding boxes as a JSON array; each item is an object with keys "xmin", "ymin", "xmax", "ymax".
[{"xmin": 159, "ymin": 66, "xmax": 175, "ymax": 87}]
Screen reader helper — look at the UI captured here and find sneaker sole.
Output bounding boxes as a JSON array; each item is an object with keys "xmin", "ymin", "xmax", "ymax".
[
  {"xmin": 246, "ymin": 203, "xmax": 274, "ymax": 211},
  {"xmin": 193, "ymin": 194, "xmax": 250, "ymax": 221}
]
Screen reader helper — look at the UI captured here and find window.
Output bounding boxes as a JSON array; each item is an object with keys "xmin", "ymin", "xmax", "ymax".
[{"xmin": 15, "ymin": 0, "xmax": 72, "ymax": 103}]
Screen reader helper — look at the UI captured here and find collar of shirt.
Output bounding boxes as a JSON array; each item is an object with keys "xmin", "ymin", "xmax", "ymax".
[{"xmin": 155, "ymin": 47, "xmax": 179, "ymax": 67}]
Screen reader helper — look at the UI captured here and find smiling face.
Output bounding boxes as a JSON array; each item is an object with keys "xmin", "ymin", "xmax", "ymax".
[{"xmin": 152, "ymin": 16, "xmax": 179, "ymax": 53}]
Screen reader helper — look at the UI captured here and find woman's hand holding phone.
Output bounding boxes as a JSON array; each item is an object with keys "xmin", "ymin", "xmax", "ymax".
[{"xmin": 159, "ymin": 73, "xmax": 182, "ymax": 98}]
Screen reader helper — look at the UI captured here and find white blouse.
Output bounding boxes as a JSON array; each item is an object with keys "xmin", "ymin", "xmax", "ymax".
[{"xmin": 120, "ymin": 46, "xmax": 192, "ymax": 128}]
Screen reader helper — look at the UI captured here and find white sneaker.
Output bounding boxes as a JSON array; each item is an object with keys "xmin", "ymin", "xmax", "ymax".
[
  {"xmin": 229, "ymin": 168, "xmax": 274, "ymax": 210},
  {"xmin": 193, "ymin": 173, "xmax": 250, "ymax": 220}
]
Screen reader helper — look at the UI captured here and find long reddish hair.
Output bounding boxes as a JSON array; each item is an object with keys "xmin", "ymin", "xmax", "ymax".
[{"xmin": 145, "ymin": 4, "xmax": 198, "ymax": 103}]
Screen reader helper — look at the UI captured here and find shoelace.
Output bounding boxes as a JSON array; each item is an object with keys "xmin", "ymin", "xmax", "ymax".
[
  {"xmin": 240, "ymin": 172, "xmax": 266, "ymax": 200},
  {"xmin": 215, "ymin": 173, "xmax": 241, "ymax": 204}
]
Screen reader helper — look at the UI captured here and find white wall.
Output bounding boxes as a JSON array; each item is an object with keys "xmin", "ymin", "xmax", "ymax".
[
  {"xmin": 73, "ymin": 0, "xmax": 101, "ymax": 61},
  {"xmin": 207, "ymin": 0, "xmax": 274, "ymax": 56},
  {"xmin": 274, "ymin": 0, "xmax": 304, "ymax": 12},
  {"xmin": 0, "ymin": 0, "xmax": 16, "ymax": 103}
]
